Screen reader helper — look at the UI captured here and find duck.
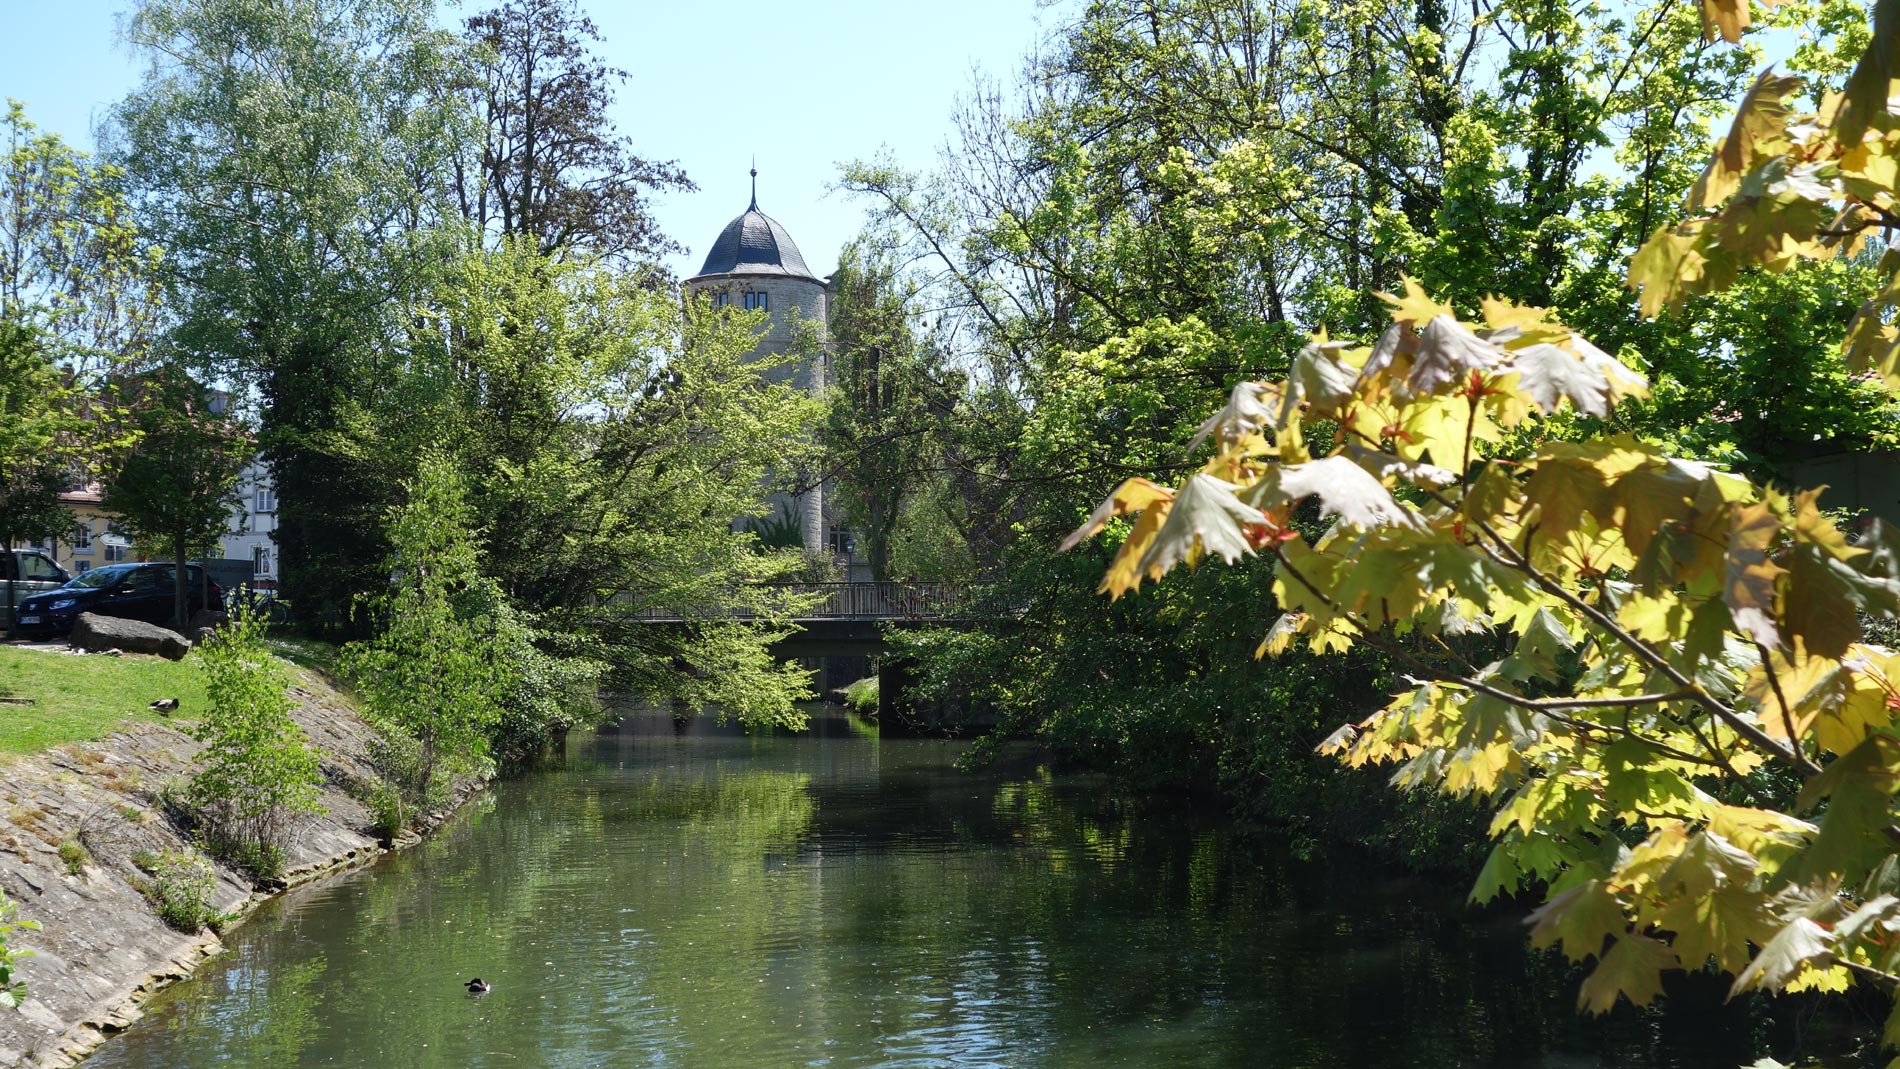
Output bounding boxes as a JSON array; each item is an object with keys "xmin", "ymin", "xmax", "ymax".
[
  {"xmin": 148, "ymin": 698, "xmax": 179, "ymax": 715},
  {"xmin": 465, "ymin": 978, "xmax": 490, "ymax": 994}
]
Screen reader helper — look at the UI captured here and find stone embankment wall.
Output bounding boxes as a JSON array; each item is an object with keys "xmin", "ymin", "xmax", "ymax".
[{"xmin": 0, "ymin": 669, "xmax": 476, "ymax": 1068}]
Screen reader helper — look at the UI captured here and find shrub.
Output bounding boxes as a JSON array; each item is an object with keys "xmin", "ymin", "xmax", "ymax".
[
  {"xmin": 0, "ymin": 889, "xmax": 37, "ymax": 1009},
  {"xmin": 57, "ymin": 839, "xmax": 87, "ymax": 876},
  {"xmin": 842, "ymin": 675, "xmax": 878, "ymax": 714},
  {"xmin": 187, "ymin": 602, "xmax": 324, "ymax": 879},
  {"xmin": 134, "ymin": 849, "xmax": 219, "ymax": 932},
  {"xmin": 342, "ymin": 456, "xmax": 509, "ymax": 805}
]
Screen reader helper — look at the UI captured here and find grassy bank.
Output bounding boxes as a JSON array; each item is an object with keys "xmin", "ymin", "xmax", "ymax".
[{"xmin": 0, "ymin": 646, "xmax": 211, "ymax": 755}]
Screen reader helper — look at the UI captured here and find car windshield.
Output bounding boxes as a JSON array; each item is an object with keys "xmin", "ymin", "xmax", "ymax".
[{"xmin": 64, "ymin": 565, "xmax": 136, "ymax": 590}]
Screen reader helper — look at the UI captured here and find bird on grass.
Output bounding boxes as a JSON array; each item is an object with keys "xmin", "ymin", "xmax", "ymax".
[
  {"xmin": 148, "ymin": 698, "xmax": 179, "ymax": 715},
  {"xmin": 465, "ymin": 978, "xmax": 490, "ymax": 994}
]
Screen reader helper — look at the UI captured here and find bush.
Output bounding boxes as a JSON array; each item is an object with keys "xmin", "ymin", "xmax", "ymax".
[
  {"xmin": 133, "ymin": 849, "xmax": 219, "ymax": 933},
  {"xmin": 842, "ymin": 675, "xmax": 878, "ymax": 714},
  {"xmin": 57, "ymin": 839, "xmax": 87, "ymax": 876},
  {"xmin": 187, "ymin": 602, "xmax": 324, "ymax": 879},
  {"xmin": 0, "ymin": 889, "xmax": 37, "ymax": 1009}
]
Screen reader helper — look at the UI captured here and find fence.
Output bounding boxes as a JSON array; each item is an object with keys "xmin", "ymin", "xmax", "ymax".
[{"xmin": 627, "ymin": 581, "xmax": 984, "ymax": 623}]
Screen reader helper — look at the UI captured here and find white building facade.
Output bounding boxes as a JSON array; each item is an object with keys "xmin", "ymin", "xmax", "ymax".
[{"xmin": 218, "ymin": 458, "xmax": 278, "ymax": 583}]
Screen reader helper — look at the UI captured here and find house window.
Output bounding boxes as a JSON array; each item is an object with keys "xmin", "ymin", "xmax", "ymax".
[
  {"xmin": 73, "ymin": 561, "xmax": 89, "ymax": 573},
  {"xmin": 104, "ymin": 542, "xmax": 128, "ymax": 564},
  {"xmin": 253, "ymin": 546, "xmax": 272, "ymax": 576},
  {"xmin": 744, "ymin": 292, "xmax": 768, "ymax": 312},
  {"xmin": 71, "ymin": 521, "xmax": 91, "ymax": 552},
  {"xmin": 827, "ymin": 526, "xmax": 854, "ymax": 556},
  {"xmin": 255, "ymin": 486, "xmax": 276, "ymax": 513},
  {"xmin": 711, "ymin": 292, "xmax": 731, "ymax": 308}
]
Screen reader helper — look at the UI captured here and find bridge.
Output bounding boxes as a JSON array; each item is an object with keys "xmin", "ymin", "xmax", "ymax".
[{"xmin": 626, "ymin": 581, "xmax": 988, "ymax": 656}]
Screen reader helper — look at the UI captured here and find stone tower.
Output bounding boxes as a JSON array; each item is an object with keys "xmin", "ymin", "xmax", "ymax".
[{"xmin": 684, "ymin": 170, "xmax": 830, "ymax": 554}]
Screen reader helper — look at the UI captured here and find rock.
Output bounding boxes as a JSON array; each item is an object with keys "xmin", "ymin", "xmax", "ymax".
[
  {"xmin": 189, "ymin": 627, "xmax": 217, "ymax": 645},
  {"xmin": 186, "ymin": 609, "xmax": 226, "ymax": 632},
  {"xmin": 69, "ymin": 615, "xmax": 192, "ymax": 661}
]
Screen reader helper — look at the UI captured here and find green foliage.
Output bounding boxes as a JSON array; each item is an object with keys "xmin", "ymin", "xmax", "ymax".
[
  {"xmin": 111, "ymin": 0, "xmax": 471, "ymax": 634},
  {"xmin": 1, "ymin": 99, "xmax": 161, "ymax": 371},
  {"xmin": 342, "ymin": 453, "xmax": 511, "ymax": 808},
  {"xmin": 188, "ymin": 602, "xmax": 324, "ymax": 879},
  {"xmin": 133, "ymin": 848, "xmax": 220, "ymax": 933},
  {"xmin": 821, "ymin": 241, "xmax": 969, "ymax": 581},
  {"xmin": 747, "ymin": 501, "xmax": 806, "ymax": 551},
  {"xmin": 0, "ymin": 889, "xmax": 38, "ymax": 1009},
  {"xmin": 101, "ymin": 365, "xmax": 250, "ymax": 627},
  {"xmin": 57, "ymin": 838, "xmax": 88, "ymax": 877},
  {"xmin": 407, "ymin": 242, "xmax": 820, "ymax": 728},
  {"xmin": 841, "ymin": 675, "xmax": 879, "ymax": 714}
]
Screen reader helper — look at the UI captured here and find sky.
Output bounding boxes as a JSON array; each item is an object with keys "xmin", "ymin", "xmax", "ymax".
[{"xmin": 0, "ymin": 0, "xmax": 1061, "ymax": 281}]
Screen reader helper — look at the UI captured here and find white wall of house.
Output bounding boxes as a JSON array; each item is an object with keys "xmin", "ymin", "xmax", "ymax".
[{"xmin": 218, "ymin": 459, "xmax": 278, "ymax": 582}]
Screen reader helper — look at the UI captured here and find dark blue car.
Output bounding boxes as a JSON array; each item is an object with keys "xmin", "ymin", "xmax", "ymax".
[{"xmin": 14, "ymin": 563, "xmax": 225, "ymax": 637}]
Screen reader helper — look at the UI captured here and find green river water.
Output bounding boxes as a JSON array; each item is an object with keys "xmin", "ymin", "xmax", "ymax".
[{"xmin": 83, "ymin": 708, "xmax": 1862, "ymax": 1067}]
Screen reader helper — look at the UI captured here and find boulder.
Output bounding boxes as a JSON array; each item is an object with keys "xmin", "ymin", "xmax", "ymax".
[
  {"xmin": 189, "ymin": 627, "xmax": 218, "ymax": 645},
  {"xmin": 187, "ymin": 609, "xmax": 227, "ymax": 631},
  {"xmin": 70, "ymin": 614, "xmax": 192, "ymax": 661}
]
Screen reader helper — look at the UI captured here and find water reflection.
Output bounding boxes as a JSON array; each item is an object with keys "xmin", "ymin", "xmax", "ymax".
[{"xmin": 86, "ymin": 708, "xmax": 1861, "ymax": 1068}]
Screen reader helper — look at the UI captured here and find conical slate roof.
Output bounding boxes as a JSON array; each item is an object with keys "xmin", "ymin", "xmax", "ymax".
[{"xmin": 691, "ymin": 173, "xmax": 820, "ymax": 283}]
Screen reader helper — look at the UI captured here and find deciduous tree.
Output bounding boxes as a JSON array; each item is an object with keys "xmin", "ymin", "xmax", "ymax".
[
  {"xmin": 457, "ymin": 0, "xmax": 692, "ymax": 266},
  {"xmin": 1066, "ymin": 0, "xmax": 1900, "ymax": 1031}
]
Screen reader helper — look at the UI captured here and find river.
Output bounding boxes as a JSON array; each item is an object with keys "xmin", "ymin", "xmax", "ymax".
[{"xmin": 84, "ymin": 707, "xmax": 1860, "ymax": 1067}]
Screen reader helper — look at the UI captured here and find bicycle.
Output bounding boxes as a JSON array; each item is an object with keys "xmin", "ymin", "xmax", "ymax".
[{"xmin": 239, "ymin": 585, "xmax": 291, "ymax": 626}]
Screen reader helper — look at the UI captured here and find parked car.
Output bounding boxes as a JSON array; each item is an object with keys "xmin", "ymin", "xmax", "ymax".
[
  {"xmin": 13, "ymin": 562, "xmax": 225, "ymax": 637},
  {"xmin": 2, "ymin": 550, "xmax": 70, "ymax": 632}
]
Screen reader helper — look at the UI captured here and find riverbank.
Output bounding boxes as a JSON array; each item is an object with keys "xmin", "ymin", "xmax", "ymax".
[{"xmin": 0, "ymin": 649, "xmax": 482, "ymax": 1068}]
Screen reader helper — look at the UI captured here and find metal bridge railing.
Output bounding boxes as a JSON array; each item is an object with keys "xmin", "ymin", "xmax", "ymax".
[{"xmin": 624, "ymin": 581, "xmax": 985, "ymax": 623}]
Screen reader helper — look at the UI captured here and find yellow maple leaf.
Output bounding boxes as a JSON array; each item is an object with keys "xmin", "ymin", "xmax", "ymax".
[
  {"xmin": 1628, "ymin": 224, "xmax": 1707, "ymax": 317},
  {"xmin": 1377, "ymin": 276, "xmax": 1458, "ymax": 328},
  {"xmin": 1688, "ymin": 70, "xmax": 1803, "ymax": 208}
]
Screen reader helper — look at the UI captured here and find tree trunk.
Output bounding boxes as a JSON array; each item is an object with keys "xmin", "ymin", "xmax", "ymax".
[{"xmin": 173, "ymin": 532, "xmax": 189, "ymax": 630}]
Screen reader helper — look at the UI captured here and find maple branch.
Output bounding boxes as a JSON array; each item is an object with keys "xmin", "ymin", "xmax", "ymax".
[
  {"xmin": 1752, "ymin": 639, "xmax": 1809, "ymax": 766},
  {"xmin": 1467, "ymin": 520, "xmax": 1823, "ymax": 777}
]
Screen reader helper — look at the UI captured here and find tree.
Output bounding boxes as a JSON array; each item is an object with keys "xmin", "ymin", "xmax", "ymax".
[
  {"xmin": 341, "ymin": 453, "xmax": 512, "ymax": 808},
  {"xmin": 821, "ymin": 241, "xmax": 965, "ymax": 581},
  {"xmin": 0, "ymin": 322, "xmax": 89, "ymax": 633},
  {"xmin": 108, "ymin": 0, "xmax": 470, "ymax": 634},
  {"xmin": 840, "ymin": 0, "xmax": 1889, "ymax": 838},
  {"xmin": 188, "ymin": 600, "xmax": 323, "ymax": 877},
  {"xmin": 100, "ymin": 366, "xmax": 248, "ymax": 628},
  {"xmin": 457, "ymin": 0, "xmax": 692, "ymax": 265},
  {"xmin": 1065, "ymin": 0, "xmax": 1900, "ymax": 1032},
  {"xmin": 407, "ymin": 240, "xmax": 822, "ymax": 729},
  {"xmin": 1, "ymin": 101, "xmax": 162, "ymax": 375}
]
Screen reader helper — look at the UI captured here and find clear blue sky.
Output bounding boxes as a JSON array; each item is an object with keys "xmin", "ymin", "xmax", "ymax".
[{"xmin": 0, "ymin": 0, "xmax": 1061, "ymax": 280}]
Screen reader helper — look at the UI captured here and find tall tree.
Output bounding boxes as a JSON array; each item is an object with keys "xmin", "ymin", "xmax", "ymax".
[
  {"xmin": 821, "ymin": 241, "xmax": 965, "ymax": 581},
  {"xmin": 0, "ymin": 322, "xmax": 85, "ymax": 632},
  {"xmin": 108, "ymin": 0, "xmax": 470, "ymax": 633},
  {"xmin": 0, "ymin": 102, "xmax": 161, "ymax": 375},
  {"xmin": 457, "ymin": 0, "xmax": 692, "ymax": 265},
  {"xmin": 100, "ymin": 366, "xmax": 248, "ymax": 628},
  {"xmin": 409, "ymin": 240, "xmax": 821, "ymax": 727},
  {"xmin": 842, "ymin": 0, "xmax": 1882, "ymax": 831}
]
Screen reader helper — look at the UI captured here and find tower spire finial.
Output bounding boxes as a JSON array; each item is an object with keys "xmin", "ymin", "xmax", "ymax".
[{"xmin": 749, "ymin": 158, "xmax": 758, "ymax": 210}]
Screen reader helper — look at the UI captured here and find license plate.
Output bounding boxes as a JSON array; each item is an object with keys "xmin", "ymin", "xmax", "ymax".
[{"xmin": 18, "ymin": 616, "xmax": 38, "ymax": 625}]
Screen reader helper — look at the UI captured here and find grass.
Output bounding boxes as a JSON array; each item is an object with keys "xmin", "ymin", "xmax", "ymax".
[
  {"xmin": 0, "ymin": 646, "xmax": 212, "ymax": 755},
  {"xmin": 263, "ymin": 634, "xmax": 343, "ymax": 678}
]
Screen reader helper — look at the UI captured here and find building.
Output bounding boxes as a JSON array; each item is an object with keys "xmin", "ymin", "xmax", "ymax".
[
  {"xmin": 27, "ymin": 484, "xmax": 122, "ymax": 575},
  {"xmin": 219, "ymin": 458, "xmax": 278, "ymax": 584},
  {"xmin": 13, "ymin": 461, "xmax": 275, "ymax": 583},
  {"xmin": 684, "ymin": 171, "xmax": 851, "ymax": 564}
]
